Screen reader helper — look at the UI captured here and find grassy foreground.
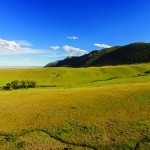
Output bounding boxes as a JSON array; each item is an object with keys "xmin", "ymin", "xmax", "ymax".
[{"xmin": 0, "ymin": 64, "xmax": 150, "ymax": 149}]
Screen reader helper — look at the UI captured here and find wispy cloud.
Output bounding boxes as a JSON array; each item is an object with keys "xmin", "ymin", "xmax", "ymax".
[
  {"xmin": 67, "ymin": 36, "xmax": 78, "ymax": 40},
  {"xmin": 94, "ymin": 43, "xmax": 112, "ymax": 48},
  {"xmin": 15, "ymin": 40, "xmax": 32, "ymax": 46},
  {"xmin": 0, "ymin": 38, "xmax": 44, "ymax": 55},
  {"xmin": 50, "ymin": 46, "xmax": 60, "ymax": 50},
  {"xmin": 63, "ymin": 45, "xmax": 87, "ymax": 56}
]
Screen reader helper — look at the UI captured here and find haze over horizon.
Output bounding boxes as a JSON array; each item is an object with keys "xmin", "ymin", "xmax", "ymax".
[{"xmin": 0, "ymin": 0, "xmax": 150, "ymax": 67}]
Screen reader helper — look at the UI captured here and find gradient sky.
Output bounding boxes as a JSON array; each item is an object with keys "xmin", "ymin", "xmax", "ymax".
[{"xmin": 0, "ymin": 0, "xmax": 150, "ymax": 67}]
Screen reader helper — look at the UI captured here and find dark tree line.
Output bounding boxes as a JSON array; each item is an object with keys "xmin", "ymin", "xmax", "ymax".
[{"xmin": 2, "ymin": 80, "xmax": 37, "ymax": 90}]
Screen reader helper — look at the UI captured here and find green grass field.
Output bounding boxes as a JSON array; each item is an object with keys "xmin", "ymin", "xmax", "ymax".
[{"xmin": 0, "ymin": 64, "xmax": 150, "ymax": 149}]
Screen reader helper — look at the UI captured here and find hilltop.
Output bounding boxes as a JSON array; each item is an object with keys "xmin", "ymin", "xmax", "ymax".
[{"xmin": 45, "ymin": 42, "xmax": 150, "ymax": 67}]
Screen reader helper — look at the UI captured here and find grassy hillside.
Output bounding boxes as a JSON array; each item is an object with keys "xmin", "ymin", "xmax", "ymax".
[
  {"xmin": 0, "ymin": 64, "xmax": 150, "ymax": 149},
  {"xmin": 0, "ymin": 63, "xmax": 150, "ymax": 87},
  {"xmin": 45, "ymin": 42, "xmax": 150, "ymax": 67},
  {"xmin": 45, "ymin": 46, "xmax": 120, "ymax": 67},
  {"xmin": 93, "ymin": 43, "xmax": 150, "ymax": 66}
]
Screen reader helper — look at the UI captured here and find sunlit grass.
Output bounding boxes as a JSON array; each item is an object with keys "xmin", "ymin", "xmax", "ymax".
[
  {"xmin": 0, "ymin": 63, "xmax": 150, "ymax": 149},
  {"xmin": 0, "ymin": 83, "xmax": 150, "ymax": 149},
  {"xmin": 0, "ymin": 63, "xmax": 150, "ymax": 87}
]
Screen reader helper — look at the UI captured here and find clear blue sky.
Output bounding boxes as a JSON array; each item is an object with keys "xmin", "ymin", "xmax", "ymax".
[{"xmin": 0, "ymin": 0, "xmax": 150, "ymax": 67}]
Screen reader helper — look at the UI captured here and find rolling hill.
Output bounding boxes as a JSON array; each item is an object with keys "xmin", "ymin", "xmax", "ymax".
[{"xmin": 45, "ymin": 42, "xmax": 150, "ymax": 67}]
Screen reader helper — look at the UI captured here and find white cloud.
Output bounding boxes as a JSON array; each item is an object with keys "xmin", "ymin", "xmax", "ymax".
[
  {"xmin": 15, "ymin": 40, "xmax": 32, "ymax": 46},
  {"xmin": 0, "ymin": 38, "xmax": 44, "ymax": 55},
  {"xmin": 50, "ymin": 46, "xmax": 60, "ymax": 50},
  {"xmin": 63, "ymin": 45, "xmax": 87, "ymax": 56},
  {"xmin": 94, "ymin": 43, "xmax": 112, "ymax": 48},
  {"xmin": 67, "ymin": 36, "xmax": 78, "ymax": 40}
]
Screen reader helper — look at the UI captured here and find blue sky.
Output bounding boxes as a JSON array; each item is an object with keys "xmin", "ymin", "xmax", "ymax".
[{"xmin": 0, "ymin": 0, "xmax": 150, "ymax": 67}]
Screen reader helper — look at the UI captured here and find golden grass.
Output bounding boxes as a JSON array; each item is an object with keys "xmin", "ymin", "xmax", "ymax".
[
  {"xmin": 0, "ymin": 82, "xmax": 150, "ymax": 149},
  {"xmin": 0, "ymin": 63, "xmax": 150, "ymax": 149}
]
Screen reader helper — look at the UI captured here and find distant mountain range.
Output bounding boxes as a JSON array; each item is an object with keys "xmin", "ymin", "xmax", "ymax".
[{"xmin": 45, "ymin": 42, "xmax": 150, "ymax": 67}]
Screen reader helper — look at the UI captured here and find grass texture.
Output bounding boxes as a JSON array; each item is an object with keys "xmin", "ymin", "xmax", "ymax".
[{"xmin": 0, "ymin": 63, "xmax": 150, "ymax": 149}]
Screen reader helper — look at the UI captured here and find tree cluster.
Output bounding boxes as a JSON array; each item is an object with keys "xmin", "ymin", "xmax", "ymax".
[{"xmin": 2, "ymin": 80, "xmax": 37, "ymax": 90}]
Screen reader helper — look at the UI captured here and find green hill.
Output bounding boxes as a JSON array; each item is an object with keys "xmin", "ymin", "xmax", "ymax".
[
  {"xmin": 45, "ymin": 46, "xmax": 120, "ymax": 67},
  {"xmin": 0, "ymin": 63, "xmax": 150, "ymax": 88},
  {"xmin": 45, "ymin": 42, "xmax": 150, "ymax": 67},
  {"xmin": 93, "ymin": 42, "xmax": 150, "ymax": 66}
]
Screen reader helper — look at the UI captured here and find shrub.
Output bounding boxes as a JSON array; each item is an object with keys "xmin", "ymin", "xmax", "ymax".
[{"xmin": 2, "ymin": 80, "xmax": 37, "ymax": 90}]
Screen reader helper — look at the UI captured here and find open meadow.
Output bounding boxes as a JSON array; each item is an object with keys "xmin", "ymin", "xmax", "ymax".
[{"xmin": 0, "ymin": 64, "xmax": 150, "ymax": 149}]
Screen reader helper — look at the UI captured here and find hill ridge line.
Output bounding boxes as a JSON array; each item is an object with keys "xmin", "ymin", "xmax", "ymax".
[{"xmin": 45, "ymin": 42, "xmax": 150, "ymax": 67}]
